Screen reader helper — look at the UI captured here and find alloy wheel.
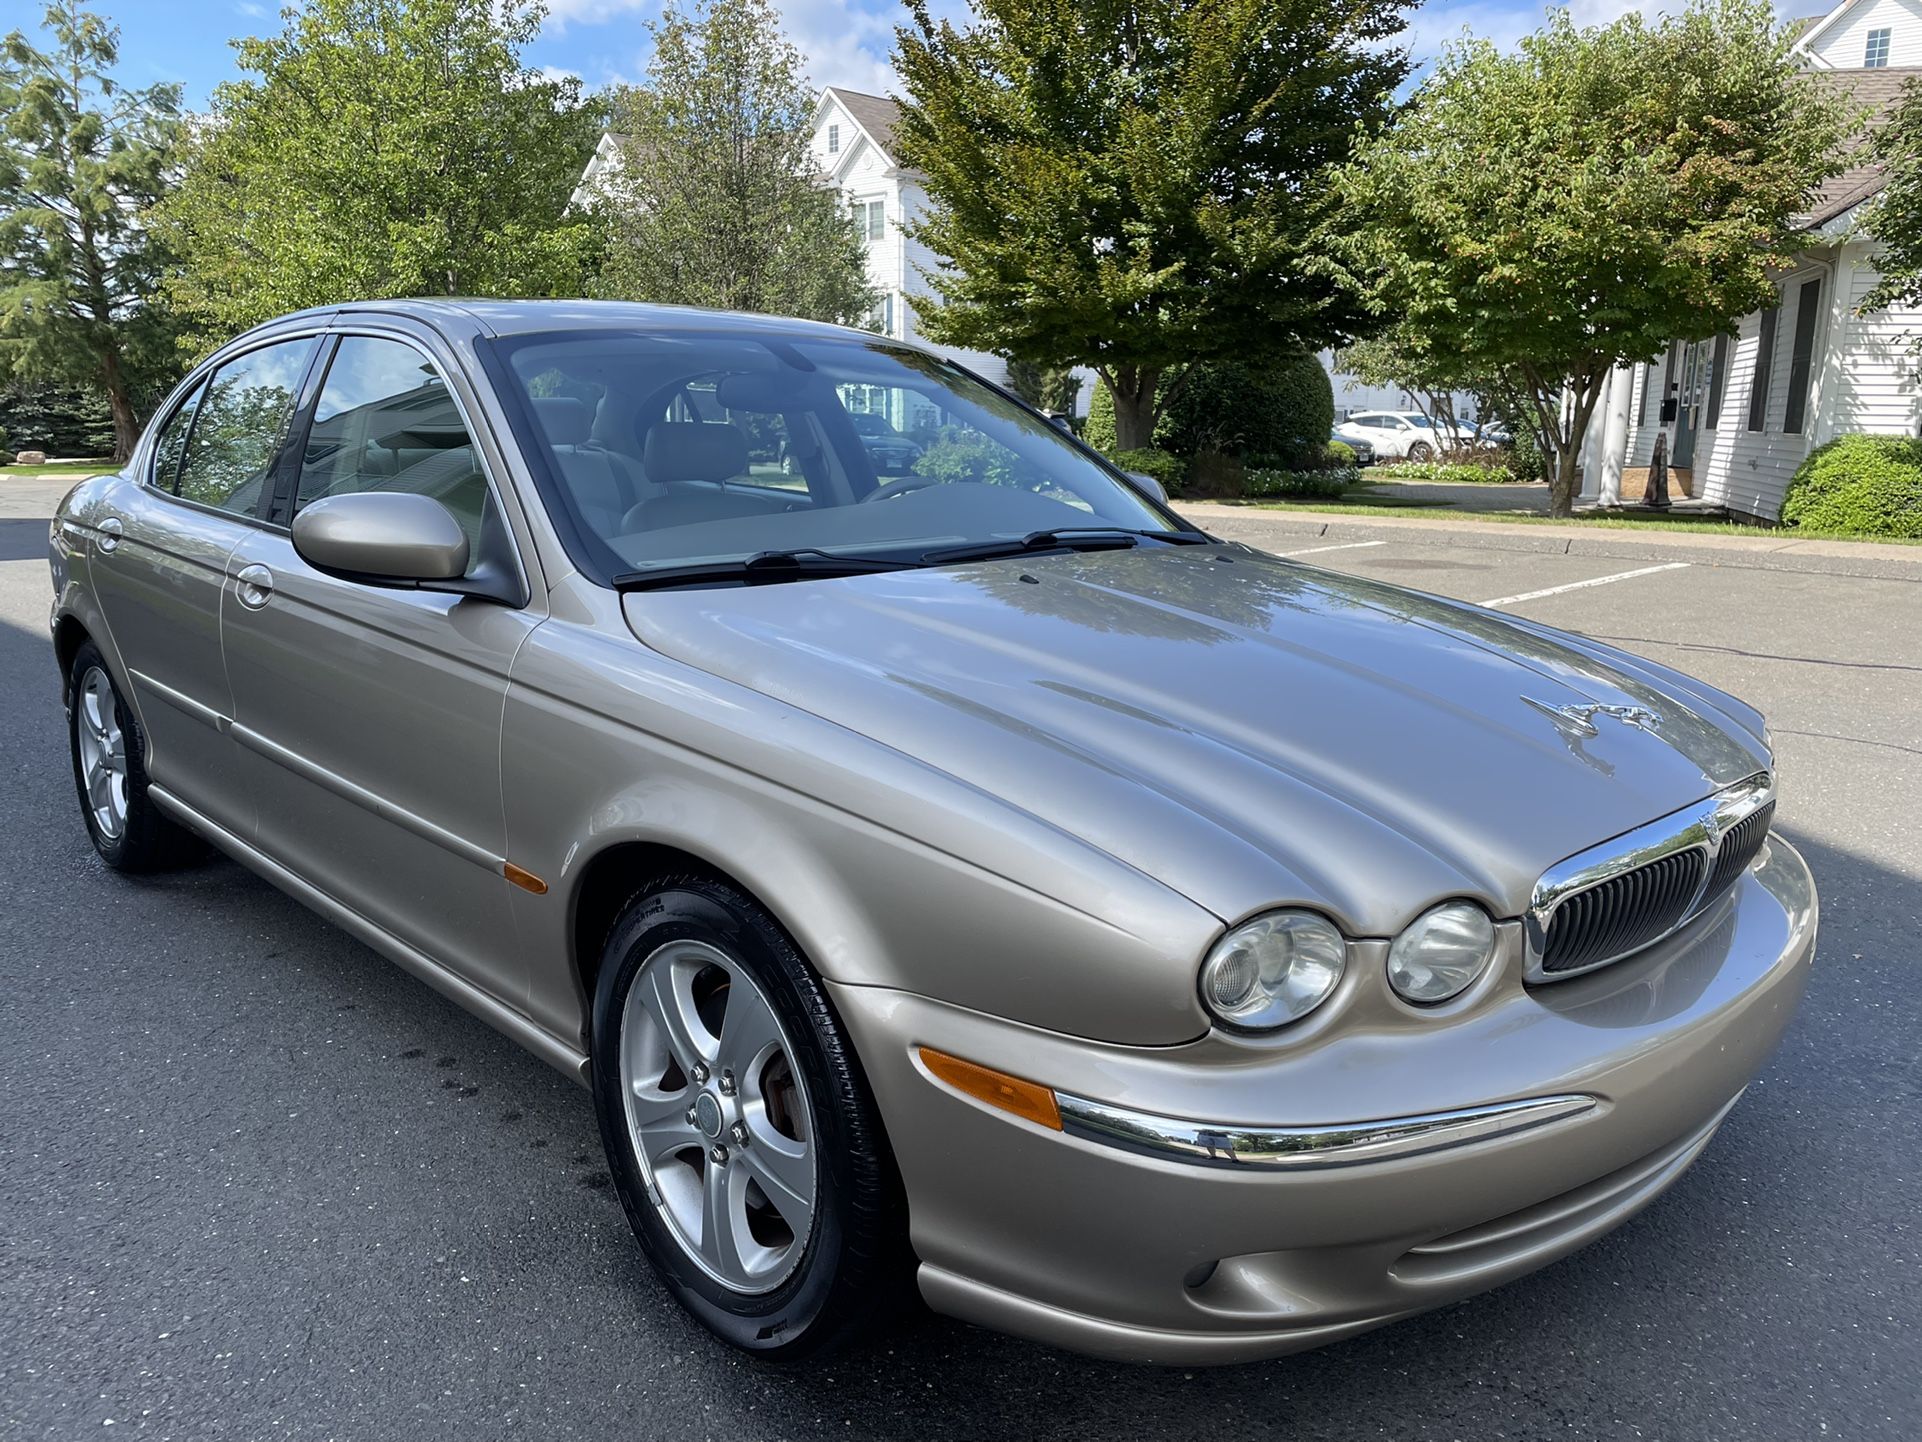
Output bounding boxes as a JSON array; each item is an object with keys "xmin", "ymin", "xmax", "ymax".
[
  {"xmin": 618, "ymin": 939, "xmax": 818, "ymax": 1294},
  {"xmin": 75, "ymin": 666, "xmax": 129, "ymax": 841}
]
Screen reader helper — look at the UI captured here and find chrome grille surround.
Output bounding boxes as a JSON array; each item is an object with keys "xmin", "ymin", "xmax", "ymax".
[{"xmin": 1524, "ymin": 773, "xmax": 1775, "ymax": 983}]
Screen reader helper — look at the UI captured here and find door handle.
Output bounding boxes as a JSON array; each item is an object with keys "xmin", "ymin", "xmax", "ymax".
[
  {"xmin": 235, "ymin": 563, "xmax": 275, "ymax": 610},
  {"xmin": 96, "ymin": 516, "xmax": 123, "ymax": 553}
]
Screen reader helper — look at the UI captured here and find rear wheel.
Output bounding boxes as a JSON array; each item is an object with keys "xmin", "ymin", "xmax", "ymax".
[
  {"xmin": 66, "ymin": 641, "xmax": 203, "ymax": 872},
  {"xmin": 590, "ymin": 875, "xmax": 909, "ymax": 1358}
]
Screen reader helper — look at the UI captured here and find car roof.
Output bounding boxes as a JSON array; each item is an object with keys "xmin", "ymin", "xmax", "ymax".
[{"xmin": 255, "ymin": 297, "xmax": 893, "ymax": 346}]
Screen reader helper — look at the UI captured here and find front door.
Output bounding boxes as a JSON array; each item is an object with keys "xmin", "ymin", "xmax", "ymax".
[
  {"xmin": 1672, "ymin": 340, "xmax": 1711, "ymax": 470},
  {"xmin": 219, "ymin": 330, "xmax": 539, "ymax": 1004},
  {"xmin": 86, "ymin": 335, "xmax": 322, "ymax": 837}
]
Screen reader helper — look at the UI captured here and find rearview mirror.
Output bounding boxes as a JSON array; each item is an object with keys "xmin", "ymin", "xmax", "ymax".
[
  {"xmin": 293, "ymin": 492, "xmax": 469, "ymax": 584},
  {"xmin": 1124, "ymin": 470, "xmax": 1169, "ymax": 504}
]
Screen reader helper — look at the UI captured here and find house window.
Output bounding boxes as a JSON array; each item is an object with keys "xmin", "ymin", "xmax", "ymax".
[
  {"xmin": 852, "ymin": 198, "xmax": 884, "ymax": 241},
  {"xmin": 1865, "ymin": 27, "xmax": 1891, "ymax": 67},
  {"xmin": 864, "ymin": 292, "xmax": 895, "ymax": 336},
  {"xmin": 1705, "ymin": 334, "xmax": 1730, "ymax": 429},
  {"xmin": 827, "ymin": 123, "xmax": 840, "ymax": 154},
  {"xmin": 1747, "ymin": 304, "xmax": 1779, "ymax": 432},
  {"xmin": 1782, "ymin": 277, "xmax": 1824, "ymax": 434}
]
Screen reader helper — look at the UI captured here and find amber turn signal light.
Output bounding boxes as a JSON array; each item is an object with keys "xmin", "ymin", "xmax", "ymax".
[{"xmin": 918, "ymin": 1047, "xmax": 1062, "ymax": 1131}]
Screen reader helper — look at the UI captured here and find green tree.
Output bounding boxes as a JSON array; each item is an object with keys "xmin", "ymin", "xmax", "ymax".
[
  {"xmin": 1866, "ymin": 80, "xmax": 1922, "ymax": 324},
  {"xmin": 158, "ymin": 0, "xmax": 599, "ymax": 345},
  {"xmin": 590, "ymin": 0, "xmax": 872, "ymax": 323},
  {"xmin": 1157, "ymin": 354, "xmax": 1332, "ymax": 467},
  {"xmin": 0, "ymin": 1, "xmax": 181, "ymax": 460},
  {"xmin": 1331, "ymin": 0, "xmax": 1848, "ymax": 516},
  {"xmin": 894, "ymin": 0, "xmax": 1411, "ymax": 452}
]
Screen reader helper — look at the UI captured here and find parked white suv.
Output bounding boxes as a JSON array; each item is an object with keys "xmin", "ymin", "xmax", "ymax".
[{"xmin": 1336, "ymin": 410, "xmax": 1445, "ymax": 462}]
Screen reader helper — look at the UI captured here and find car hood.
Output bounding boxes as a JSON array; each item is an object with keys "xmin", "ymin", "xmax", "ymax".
[{"xmin": 623, "ymin": 545, "xmax": 1769, "ymax": 933}]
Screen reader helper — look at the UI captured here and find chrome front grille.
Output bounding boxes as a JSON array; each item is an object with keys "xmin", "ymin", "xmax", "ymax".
[{"xmin": 1525, "ymin": 774, "xmax": 1775, "ymax": 983}]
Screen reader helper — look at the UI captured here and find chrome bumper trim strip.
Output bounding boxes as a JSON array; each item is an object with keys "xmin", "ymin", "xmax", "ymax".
[{"xmin": 1054, "ymin": 1092, "xmax": 1599, "ymax": 1170}]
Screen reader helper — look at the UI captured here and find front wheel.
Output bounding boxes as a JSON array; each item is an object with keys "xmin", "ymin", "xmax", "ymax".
[
  {"xmin": 1406, "ymin": 441, "xmax": 1435, "ymax": 462},
  {"xmin": 590, "ymin": 875, "xmax": 910, "ymax": 1359}
]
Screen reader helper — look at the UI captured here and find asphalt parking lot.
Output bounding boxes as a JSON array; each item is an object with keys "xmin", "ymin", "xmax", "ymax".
[{"xmin": 3, "ymin": 478, "xmax": 1918, "ymax": 1439}]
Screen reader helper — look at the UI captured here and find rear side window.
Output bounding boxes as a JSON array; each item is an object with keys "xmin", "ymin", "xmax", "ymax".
[
  {"xmin": 296, "ymin": 336, "xmax": 491, "ymax": 573},
  {"xmin": 175, "ymin": 337, "xmax": 320, "ymax": 516},
  {"xmin": 148, "ymin": 380, "xmax": 204, "ymax": 493}
]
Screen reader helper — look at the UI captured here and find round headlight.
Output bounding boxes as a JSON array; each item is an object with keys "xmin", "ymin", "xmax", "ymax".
[
  {"xmin": 1199, "ymin": 910, "xmax": 1346, "ymax": 1030},
  {"xmin": 1387, "ymin": 901, "xmax": 1496, "ymax": 1004}
]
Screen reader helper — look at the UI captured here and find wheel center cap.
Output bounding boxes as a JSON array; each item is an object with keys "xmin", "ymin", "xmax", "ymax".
[{"xmin": 694, "ymin": 1091, "xmax": 724, "ymax": 1139}]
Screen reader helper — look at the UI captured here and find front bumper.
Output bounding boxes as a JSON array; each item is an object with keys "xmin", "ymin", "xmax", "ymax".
[{"xmin": 831, "ymin": 837, "xmax": 1816, "ymax": 1365}]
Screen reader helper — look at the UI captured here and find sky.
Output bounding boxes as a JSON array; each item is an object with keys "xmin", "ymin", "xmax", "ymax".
[{"xmin": 31, "ymin": 0, "xmax": 1839, "ymax": 111}]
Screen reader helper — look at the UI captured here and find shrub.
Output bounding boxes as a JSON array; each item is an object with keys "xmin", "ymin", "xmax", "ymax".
[
  {"xmin": 1111, "ymin": 446, "xmax": 1187, "ymax": 496},
  {"xmin": 1782, "ymin": 434, "xmax": 1922, "ymax": 538},
  {"xmin": 1243, "ymin": 463, "xmax": 1360, "ymax": 498},
  {"xmin": 0, "ymin": 451, "xmax": 14, "ymax": 467},
  {"xmin": 1375, "ymin": 460, "xmax": 1518, "ymax": 484},
  {"xmin": 914, "ymin": 427, "xmax": 1026, "ymax": 488},
  {"xmin": 1157, "ymin": 353, "xmax": 1333, "ymax": 469},
  {"xmin": 1325, "ymin": 439, "xmax": 1356, "ymax": 465},
  {"xmin": 1083, "ymin": 381, "xmax": 1117, "ymax": 454},
  {"xmin": 1507, "ymin": 428, "xmax": 1549, "ymax": 483}
]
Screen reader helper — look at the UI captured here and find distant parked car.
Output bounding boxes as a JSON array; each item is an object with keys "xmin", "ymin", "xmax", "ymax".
[
  {"xmin": 1473, "ymin": 420, "xmax": 1514, "ymax": 448},
  {"xmin": 847, "ymin": 410, "xmax": 923, "ymax": 474},
  {"xmin": 1336, "ymin": 410, "xmax": 1444, "ymax": 462},
  {"xmin": 1330, "ymin": 427, "xmax": 1375, "ymax": 465}
]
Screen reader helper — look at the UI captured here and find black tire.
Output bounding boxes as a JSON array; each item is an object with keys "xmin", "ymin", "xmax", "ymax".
[
  {"xmin": 1407, "ymin": 441, "xmax": 1435, "ymax": 462},
  {"xmin": 590, "ymin": 874, "xmax": 911, "ymax": 1359},
  {"xmin": 65, "ymin": 640, "xmax": 204, "ymax": 872}
]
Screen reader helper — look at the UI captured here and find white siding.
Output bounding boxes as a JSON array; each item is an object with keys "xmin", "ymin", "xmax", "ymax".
[
  {"xmin": 1825, "ymin": 242, "xmax": 1922, "ymax": 436},
  {"xmin": 1802, "ymin": 0, "xmax": 1922, "ymax": 68}
]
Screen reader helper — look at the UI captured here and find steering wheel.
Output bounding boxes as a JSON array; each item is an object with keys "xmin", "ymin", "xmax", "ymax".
[{"xmin": 859, "ymin": 475, "xmax": 941, "ymax": 503}]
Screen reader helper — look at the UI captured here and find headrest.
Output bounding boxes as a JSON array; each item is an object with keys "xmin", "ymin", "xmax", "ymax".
[
  {"xmin": 644, "ymin": 422, "xmax": 749, "ymax": 484},
  {"xmin": 532, "ymin": 396, "xmax": 592, "ymax": 447}
]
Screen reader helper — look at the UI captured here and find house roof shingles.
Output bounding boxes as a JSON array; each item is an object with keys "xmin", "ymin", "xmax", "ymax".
[{"xmin": 1798, "ymin": 65, "xmax": 1922, "ymax": 229}]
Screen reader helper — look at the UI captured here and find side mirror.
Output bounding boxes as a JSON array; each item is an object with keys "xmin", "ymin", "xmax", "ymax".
[
  {"xmin": 293, "ymin": 492, "xmax": 469, "ymax": 585},
  {"xmin": 1046, "ymin": 412, "xmax": 1074, "ymax": 434},
  {"xmin": 1124, "ymin": 469, "xmax": 1169, "ymax": 504}
]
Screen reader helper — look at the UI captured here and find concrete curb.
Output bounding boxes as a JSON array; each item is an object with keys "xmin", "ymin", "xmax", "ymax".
[{"xmin": 1175, "ymin": 502, "xmax": 1922, "ymax": 583}]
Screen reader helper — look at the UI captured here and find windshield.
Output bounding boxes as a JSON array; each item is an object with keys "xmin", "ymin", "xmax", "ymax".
[{"xmin": 489, "ymin": 329, "xmax": 1183, "ymax": 586}]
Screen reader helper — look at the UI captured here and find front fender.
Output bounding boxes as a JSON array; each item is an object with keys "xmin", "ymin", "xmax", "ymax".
[{"xmin": 502, "ymin": 596, "xmax": 1222, "ymax": 1051}]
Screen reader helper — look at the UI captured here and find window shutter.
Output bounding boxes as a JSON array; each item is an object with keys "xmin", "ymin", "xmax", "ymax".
[
  {"xmin": 1705, "ymin": 334, "xmax": 1729, "ymax": 429},
  {"xmin": 1781, "ymin": 278, "xmax": 1823, "ymax": 435},
  {"xmin": 1747, "ymin": 306, "xmax": 1779, "ymax": 432}
]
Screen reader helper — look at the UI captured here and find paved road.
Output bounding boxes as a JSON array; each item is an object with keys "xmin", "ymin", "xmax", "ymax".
[{"xmin": 3, "ymin": 481, "xmax": 1918, "ymax": 1439}]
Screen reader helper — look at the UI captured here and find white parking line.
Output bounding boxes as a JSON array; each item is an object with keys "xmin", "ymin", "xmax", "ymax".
[
  {"xmin": 1480, "ymin": 562, "xmax": 1691, "ymax": 608},
  {"xmin": 1276, "ymin": 540, "xmax": 1388, "ymax": 557}
]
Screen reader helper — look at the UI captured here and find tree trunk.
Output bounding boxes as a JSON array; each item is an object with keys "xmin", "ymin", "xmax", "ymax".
[
  {"xmin": 1549, "ymin": 444, "xmax": 1581, "ymax": 518},
  {"xmin": 1111, "ymin": 387, "xmax": 1158, "ymax": 451},
  {"xmin": 101, "ymin": 350, "xmax": 138, "ymax": 464}
]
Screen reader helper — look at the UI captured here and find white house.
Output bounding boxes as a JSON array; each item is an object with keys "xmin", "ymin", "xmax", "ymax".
[{"xmin": 1585, "ymin": 0, "xmax": 1922, "ymax": 519}]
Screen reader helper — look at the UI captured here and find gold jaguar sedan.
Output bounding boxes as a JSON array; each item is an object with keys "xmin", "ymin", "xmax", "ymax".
[{"xmin": 48, "ymin": 300, "xmax": 1816, "ymax": 1364}]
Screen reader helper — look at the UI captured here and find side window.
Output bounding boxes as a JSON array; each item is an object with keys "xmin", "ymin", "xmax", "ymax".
[
  {"xmin": 296, "ymin": 336, "xmax": 490, "ymax": 573},
  {"xmin": 148, "ymin": 379, "xmax": 204, "ymax": 493},
  {"xmin": 175, "ymin": 338, "xmax": 318, "ymax": 515}
]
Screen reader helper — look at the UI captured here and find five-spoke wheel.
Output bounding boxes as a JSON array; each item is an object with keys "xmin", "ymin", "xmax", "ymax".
[
  {"xmin": 619, "ymin": 938, "xmax": 817, "ymax": 1293},
  {"xmin": 74, "ymin": 665, "xmax": 129, "ymax": 842},
  {"xmin": 591, "ymin": 875, "xmax": 908, "ymax": 1358}
]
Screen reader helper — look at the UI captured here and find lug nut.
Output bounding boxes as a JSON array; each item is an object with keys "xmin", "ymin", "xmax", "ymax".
[
  {"xmin": 718, "ymin": 1069, "xmax": 736, "ymax": 1096},
  {"xmin": 685, "ymin": 1106, "xmax": 698, "ymax": 1126},
  {"xmin": 709, "ymin": 1143, "xmax": 728, "ymax": 1165},
  {"xmin": 691, "ymin": 1061, "xmax": 710, "ymax": 1084},
  {"xmin": 729, "ymin": 1121, "xmax": 750, "ymax": 1147}
]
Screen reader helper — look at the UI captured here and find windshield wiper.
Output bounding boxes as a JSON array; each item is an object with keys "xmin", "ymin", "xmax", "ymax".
[
  {"xmin": 920, "ymin": 527, "xmax": 1212, "ymax": 566},
  {"xmin": 612, "ymin": 548, "xmax": 918, "ymax": 592}
]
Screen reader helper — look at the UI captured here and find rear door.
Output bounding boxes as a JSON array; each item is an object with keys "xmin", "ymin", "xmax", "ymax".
[
  {"xmin": 219, "ymin": 324, "xmax": 542, "ymax": 1002},
  {"xmin": 84, "ymin": 334, "xmax": 323, "ymax": 837}
]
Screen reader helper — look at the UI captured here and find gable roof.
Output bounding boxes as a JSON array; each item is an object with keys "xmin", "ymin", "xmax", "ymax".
[
  {"xmin": 1797, "ymin": 65, "xmax": 1922, "ymax": 229},
  {"xmin": 820, "ymin": 86, "xmax": 904, "ymax": 167},
  {"xmin": 1792, "ymin": 0, "xmax": 1875, "ymax": 62}
]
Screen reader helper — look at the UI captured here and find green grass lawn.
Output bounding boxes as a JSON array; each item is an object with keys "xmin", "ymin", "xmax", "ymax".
[
  {"xmin": 2, "ymin": 459, "xmax": 117, "ymax": 480},
  {"xmin": 1218, "ymin": 491, "xmax": 1922, "ymax": 544}
]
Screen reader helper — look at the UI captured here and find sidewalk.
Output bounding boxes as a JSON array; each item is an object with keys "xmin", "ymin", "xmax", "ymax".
[{"xmin": 1176, "ymin": 500, "xmax": 1922, "ymax": 582}]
